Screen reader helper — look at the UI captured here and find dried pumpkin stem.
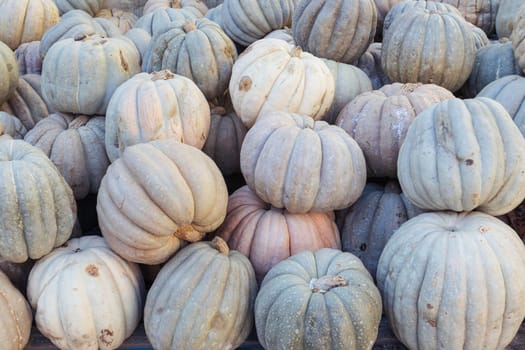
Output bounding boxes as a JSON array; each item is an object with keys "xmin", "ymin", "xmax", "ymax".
[
  {"xmin": 211, "ymin": 236, "xmax": 230, "ymax": 255},
  {"xmin": 151, "ymin": 70, "xmax": 175, "ymax": 81},
  {"xmin": 69, "ymin": 115, "xmax": 90, "ymax": 129},
  {"xmin": 175, "ymin": 225, "xmax": 206, "ymax": 242},
  {"xmin": 183, "ymin": 22, "xmax": 197, "ymax": 33},
  {"xmin": 290, "ymin": 46, "xmax": 302, "ymax": 57},
  {"xmin": 309, "ymin": 275, "xmax": 348, "ymax": 293}
]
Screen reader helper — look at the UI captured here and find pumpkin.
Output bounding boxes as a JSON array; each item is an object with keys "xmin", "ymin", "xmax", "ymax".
[
  {"xmin": 292, "ymin": 0, "xmax": 377, "ymax": 64},
  {"xmin": 0, "ymin": 0, "xmax": 59, "ymax": 50},
  {"xmin": 204, "ymin": 3, "xmax": 223, "ymax": 26},
  {"xmin": 433, "ymin": 0, "xmax": 500, "ymax": 35},
  {"xmin": 470, "ymin": 22, "xmax": 490, "ymax": 49},
  {"xmin": 105, "ymin": 70, "xmax": 210, "ymax": 162},
  {"xmin": 216, "ymin": 185, "xmax": 341, "ymax": 282},
  {"xmin": 0, "ymin": 270, "xmax": 32, "ymax": 350},
  {"xmin": 221, "ymin": 0, "xmax": 296, "ymax": 46},
  {"xmin": 354, "ymin": 42, "xmax": 391, "ymax": 90},
  {"xmin": 39, "ymin": 9, "xmax": 121, "ymax": 59},
  {"xmin": 0, "ymin": 111, "xmax": 26, "ymax": 139},
  {"xmin": 510, "ymin": 4, "xmax": 525, "ymax": 73},
  {"xmin": 143, "ymin": 17, "xmax": 237, "ymax": 100},
  {"xmin": 255, "ymin": 248, "xmax": 382, "ymax": 350},
  {"xmin": 229, "ymin": 38, "xmax": 335, "ymax": 128},
  {"xmin": 500, "ymin": 200, "xmax": 525, "ymax": 242},
  {"xmin": 398, "ymin": 97, "xmax": 525, "ymax": 216},
  {"xmin": 143, "ymin": 0, "xmax": 208, "ymax": 17},
  {"xmin": 460, "ymin": 38, "xmax": 521, "ymax": 98},
  {"xmin": 14, "ymin": 41, "xmax": 42, "ymax": 75},
  {"xmin": 203, "ymin": 0, "xmax": 223, "ymax": 8},
  {"xmin": 27, "ymin": 235, "xmax": 145, "ymax": 350},
  {"xmin": 496, "ymin": 0, "xmax": 521, "ymax": 38},
  {"xmin": 54, "ymin": 0, "xmax": 103, "ymax": 15},
  {"xmin": 321, "ymin": 59, "xmax": 373, "ymax": 124},
  {"xmin": 202, "ymin": 102, "xmax": 247, "ymax": 176},
  {"xmin": 477, "ymin": 75, "xmax": 525, "ymax": 137},
  {"xmin": 124, "ymin": 28, "xmax": 152, "ymax": 62},
  {"xmin": 382, "ymin": 7, "xmax": 476, "ymax": 92},
  {"xmin": 240, "ymin": 111, "xmax": 367, "ymax": 213},
  {"xmin": 336, "ymin": 82, "xmax": 454, "ymax": 179},
  {"xmin": 0, "ymin": 136, "xmax": 76, "ymax": 263},
  {"xmin": 133, "ymin": 7, "xmax": 198, "ymax": 36},
  {"xmin": 377, "ymin": 211, "xmax": 525, "ymax": 350},
  {"xmin": 97, "ymin": 139, "xmax": 228, "ymax": 264},
  {"xmin": 264, "ymin": 27, "xmax": 295, "ymax": 45},
  {"xmin": 0, "ymin": 40, "xmax": 19, "ymax": 106},
  {"xmin": 144, "ymin": 237, "xmax": 257, "ymax": 350},
  {"xmin": 42, "ymin": 34, "xmax": 141, "ymax": 116},
  {"xmin": 1, "ymin": 74, "xmax": 52, "ymax": 131},
  {"xmin": 95, "ymin": 8, "xmax": 138, "ymax": 34},
  {"xmin": 24, "ymin": 113, "xmax": 108, "ymax": 200},
  {"xmin": 102, "ymin": 0, "xmax": 148, "ymax": 16},
  {"xmin": 374, "ymin": 0, "xmax": 404, "ymax": 37},
  {"xmin": 336, "ymin": 180, "xmax": 424, "ymax": 278}
]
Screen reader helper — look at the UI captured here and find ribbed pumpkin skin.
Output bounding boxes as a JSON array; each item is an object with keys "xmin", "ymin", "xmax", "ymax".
[
  {"xmin": 264, "ymin": 27, "xmax": 295, "ymax": 45},
  {"xmin": 336, "ymin": 83, "xmax": 454, "ymax": 178},
  {"xmin": 0, "ymin": 41, "xmax": 19, "ymax": 106},
  {"xmin": 0, "ymin": 112, "xmax": 26, "ymax": 139},
  {"xmin": 336, "ymin": 181, "xmax": 424, "ymax": 278},
  {"xmin": 374, "ymin": 0, "xmax": 404, "ymax": 36},
  {"xmin": 105, "ymin": 70, "xmax": 210, "ymax": 162},
  {"xmin": 321, "ymin": 59, "xmax": 373, "ymax": 124},
  {"xmin": 0, "ymin": 0, "xmax": 59, "ymax": 50},
  {"xmin": 102, "ymin": 0, "xmax": 149, "ymax": 16},
  {"xmin": 229, "ymin": 38, "xmax": 335, "ymax": 128},
  {"xmin": 144, "ymin": 238, "xmax": 257, "ymax": 350},
  {"xmin": 0, "ymin": 270, "xmax": 32, "ymax": 350},
  {"xmin": 216, "ymin": 185, "xmax": 341, "ymax": 282},
  {"xmin": 433, "ymin": 0, "xmax": 500, "ymax": 34},
  {"xmin": 510, "ymin": 4, "xmax": 525, "ymax": 73},
  {"xmin": 97, "ymin": 140, "xmax": 228, "ymax": 264},
  {"xmin": 398, "ymin": 97, "xmax": 525, "ymax": 216},
  {"xmin": 0, "ymin": 138, "xmax": 76, "ymax": 263},
  {"xmin": 377, "ymin": 211, "xmax": 525, "ymax": 350},
  {"xmin": 240, "ymin": 111, "xmax": 367, "ymax": 213},
  {"xmin": 42, "ymin": 34, "xmax": 141, "ymax": 116},
  {"xmin": 496, "ymin": 0, "xmax": 521, "ymax": 38},
  {"xmin": 134, "ymin": 7, "xmax": 198, "ymax": 36},
  {"xmin": 14, "ymin": 41, "xmax": 42, "ymax": 75},
  {"xmin": 143, "ymin": 0, "xmax": 208, "ymax": 16},
  {"xmin": 292, "ymin": 0, "xmax": 377, "ymax": 64},
  {"xmin": 124, "ymin": 28, "xmax": 152, "ymax": 61},
  {"xmin": 221, "ymin": 0, "xmax": 296, "ymax": 46},
  {"xmin": 204, "ymin": 4, "xmax": 223, "ymax": 26},
  {"xmin": 27, "ymin": 236, "xmax": 145, "ymax": 350},
  {"xmin": 54, "ymin": 0, "xmax": 103, "ymax": 15},
  {"xmin": 477, "ymin": 75, "xmax": 525, "ymax": 136},
  {"xmin": 1, "ymin": 74, "xmax": 52, "ymax": 131},
  {"xmin": 144, "ymin": 17, "xmax": 237, "ymax": 100},
  {"xmin": 24, "ymin": 113, "xmax": 108, "ymax": 200},
  {"xmin": 255, "ymin": 248, "xmax": 382, "ymax": 350},
  {"xmin": 382, "ymin": 9, "xmax": 476, "ymax": 92},
  {"xmin": 355, "ymin": 42, "xmax": 391, "ymax": 90},
  {"xmin": 95, "ymin": 8, "xmax": 138, "ymax": 34}
]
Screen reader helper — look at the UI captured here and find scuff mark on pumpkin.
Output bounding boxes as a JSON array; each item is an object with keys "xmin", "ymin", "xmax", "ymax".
[
  {"xmin": 239, "ymin": 76, "xmax": 252, "ymax": 91},
  {"xmin": 465, "ymin": 159, "xmax": 473, "ymax": 166},
  {"xmin": 86, "ymin": 264, "xmax": 99, "ymax": 277},
  {"xmin": 119, "ymin": 50, "xmax": 129, "ymax": 71},
  {"xmin": 426, "ymin": 303, "xmax": 434, "ymax": 310},
  {"xmin": 479, "ymin": 225, "xmax": 489, "ymax": 233},
  {"xmin": 100, "ymin": 329, "xmax": 114, "ymax": 346},
  {"xmin": 427, "ymin": 319, "xmax": 437, "ymax": 327}
]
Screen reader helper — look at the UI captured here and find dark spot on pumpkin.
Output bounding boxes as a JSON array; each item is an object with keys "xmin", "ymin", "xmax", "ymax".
[
  {"xmin": 99, "ymin": 329, "xmax": 113, "ymax": 346},
  {"xmin": 479, "ymin": 225, "xmax": 489, "ymax": 233},
  {"xmin": 359, "ymin": 243, "xmax": 367, "ymax": 251},
  {"xmin": 86, "ymin": 264, "xmax": 99, "ymax": 277},
  {"xmin": 427, "ymin": 303, "xmax": 434, "ymax": 310},
  {"xmin": 119, "ymin": 50, "xmax": 129, "ymax": 71},
  {"xmin": 224, "ymin": 46, "xmax": 234, "ymax": 58},
  {"xmin": 156, "ymin": 307, "xmax": 164, "ymax": 314},
  {"xmin": 74, "ymin": 248, "xmax": 81, "ymax": 253},
  {"xmin": 427, "ymin": 319, "xmax": 437, "ymax": 327},
  {"xmin": 465, "ymin": 159, "xmax": 473, "ymax": 166},
  {"xmin": 239, "ymin": 76, "xmax": 252, "ymax": 91},
  {"xmin": 99, "ymin": 39, "xmax": 108, "ymax": 45},
  {"xmin": 6, "ymin": 63, "xmax": 12, "ymax": 72}
]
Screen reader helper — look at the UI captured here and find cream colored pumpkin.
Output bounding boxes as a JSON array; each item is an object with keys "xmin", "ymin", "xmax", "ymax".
[
  {"xmin": 97, "ymin": 139, "xmax": 228, "ymax": 264},
  {"xmin": 240, "ymin": 111, "xmax": 367, "ymax": 213},
  {"xmin": 27, "ymin": 235, "xmax": 145, "ymax": 350},
  {"xmin": 105, "ymin": 70, "xmax": 210, "ymax": 162},
  {"xmin": 229, "ymin": 38, "xmax": 335, "ymax": 128}
]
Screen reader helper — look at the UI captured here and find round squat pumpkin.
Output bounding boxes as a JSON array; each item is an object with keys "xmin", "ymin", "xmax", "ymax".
[
  {"xmin": 377, "ymin": 211, "xmax": 525, "ymax": 350},
  {"xmin": 216, "ymin": 185, "xmax": 341, "ymax": 282},
  {"xmin": 27, "ymin": 235, "xmax": 145, "ymax": 350},
  {"xmin": 97, "ymin": 139, "xmax": 228, "ymax": 264},
  {"xmin": 144, "ymin": 236, "xmax": 257, "ymax": 350},
  {"xmin": 0, "ymin": 40, "xmax": 19, "ymax": 106},
  {"xmin": 240, "ymin": 111, "xmax": 367, "ymax": 213},
  {"xmin": 255, "ymin": 248, "xmax": 382, "ymax": 350},
  {"xmin": 397, "ymin": 97, "xmax": 525, "ymax": 216}
]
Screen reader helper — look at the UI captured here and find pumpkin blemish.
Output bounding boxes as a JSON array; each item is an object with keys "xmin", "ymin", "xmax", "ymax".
[
  {"xmin": 100, "ymin": 329, "xmax": 113, "ymax": 346},
  {"xmin": 86, "ymin": 264, "xmax": 99, "ymax": 277}
]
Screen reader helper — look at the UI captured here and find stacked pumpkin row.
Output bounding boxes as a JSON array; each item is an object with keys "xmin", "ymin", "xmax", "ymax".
[{"xmin": 1, "ymin": 0, "xmax": 525, "ymax": 349}]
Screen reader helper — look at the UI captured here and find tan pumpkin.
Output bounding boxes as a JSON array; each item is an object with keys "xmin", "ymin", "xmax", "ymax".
[
  {"xmin": 398, "ymin": 97, "xmax": 525, "ymax": 216},
  {"xmin": 42, "ymin": 34, "xmax": 141, "ymax": 116},
  {"xmin": 229, "ymin": 38, "xmax": 335, "ymax": 128},
  {"xmin": 0, "ymin": 270, "xmax": 32, "ymax": 350},
  {"xmin": 97, "ymin": 139, "xmax": 228, "ymax": 264},
  {"xmin": 0, "ymin": 111, "xmax": 26, "ymax": 139},
  {"xmin": 95, "ymin": 8, "xmax": 138, "ymax": 33},
  {"xmin": 27, "ymin": 235, "xmax": 145, "ymax": 350},
  {"xmin": 0, "ymin": 40, "xmax": 19, "ymax": 106},
  {"xmin": 240, "ymin": 111, "xmax": 367, "ymax": 213},
  {"xmin": 336, "ymin": 83, "xmax": 454, "ymax": 178},
  {"xmin": 24, "ymin": 113, "xmax": 109, "ymax": 200},
  {"xmin": 216, "ymin": 185, "xmax": 341, "ymax": 282},
  {"xmin": 105, "ymin": 70, "xmax": 210, "ymax": 162},
  {"xmin": 143, "ymin": 0, "xmax": 208, "ymax": 17},
  {"xmin": 14, "ymin": 41, "xmax": 42, "ymax": 75},
  {"xmin": 510, "ymin": 4, "xmax": 525, "ymax": 73},
  {"xmin": 0, "ymin": 0, "xmax": 59, "ymax": 50}
]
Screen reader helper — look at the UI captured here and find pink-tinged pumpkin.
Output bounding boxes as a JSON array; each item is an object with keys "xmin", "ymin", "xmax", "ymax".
[
  {"xmin": 14, "ymin": 41, "xmax": 42, "ymax": 75},
  {"xmin": 143, "ymin": 0, "xmax": 208, "ymax": 17},
  {"xmin": 97, "ymin": 139, "xmax": 228, "ymax": 264},
  {"xmin": 229, "ymin": 38, "xmax": 335, "ymax": 128},
  {"xmin": 336, "ymin": 83, "xmax": 454, "ymax": 178},
  {"xmin": 0, "ymin": 40, "xmax": 19, "ymax": 106},
  {"xmin": 398, "ymin": 97, "xmax": 525, "ymax": 216},
  {"xmin": 240, "ymin": 111, "xmax": 367, "ymax": 213},
  {"xmin": 216, "ymin": 185, "xmax": 341, "ymax": 282},
  {"xmin": 27, "ymin": 235, "xmax": 145, "ymax": 350},
  {"xmin": 105, "ymin": 70, "xmax": 210, "ymax": 162}
]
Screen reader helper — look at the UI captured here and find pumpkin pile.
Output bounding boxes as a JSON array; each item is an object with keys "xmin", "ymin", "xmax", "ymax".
[{"xmin": 0, "ymin": 0, "xmax": 525, "ymax": 349}]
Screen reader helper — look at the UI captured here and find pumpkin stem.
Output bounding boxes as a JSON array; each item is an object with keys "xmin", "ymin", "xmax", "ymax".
[
  {"xmin": 309, "ymin": 275, "xmax": 348, "ymax": 293},
  {"xmin": 171, "ymin": 0, "xmax": 182, "ymax": 8},
  {"xmin": 211, "ymin": 236, "xmax": 230, "ymax": 255},
  {"xmin": 69, "ymin": 115, "xmax": 91, "ymax": 129},
  {"xmin": 175, "ymin": 225, "xmax": 206, "ymax": 242},
  {"xmin": 183, "ymin": 22, "xmax": 197, "ymax": 33},
  {"xmin": 290, "ymin": 46, "xmax": 302, "ymax": 57},
  {"xmin": 151, "ymin": 70, "xmax": 175, "ymax": 81}
]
